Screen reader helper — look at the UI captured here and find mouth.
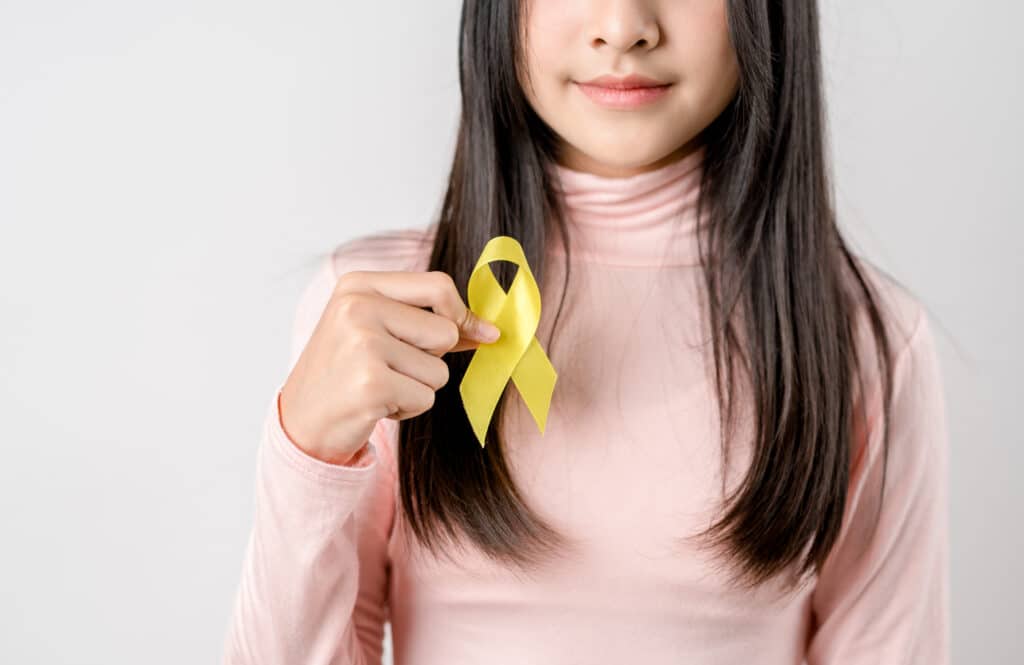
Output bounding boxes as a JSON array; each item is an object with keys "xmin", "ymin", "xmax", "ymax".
[
  {"xmin": 579, "ymin": 73, "xmax": 669, "ymax": 89},
  {"xmin": 574, "ymin": 74, "xmax": 673, "ymax": 110}
]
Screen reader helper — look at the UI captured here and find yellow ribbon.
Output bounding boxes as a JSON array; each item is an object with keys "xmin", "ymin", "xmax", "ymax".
[{"xmin": 458, "ymin": 235, "xmax": 558, "ymax": 448}]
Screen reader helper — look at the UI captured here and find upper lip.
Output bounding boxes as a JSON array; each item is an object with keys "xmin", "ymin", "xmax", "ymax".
[{"xmin": 577, "ymin": 73, "xmax": 670, "ymax": 89}]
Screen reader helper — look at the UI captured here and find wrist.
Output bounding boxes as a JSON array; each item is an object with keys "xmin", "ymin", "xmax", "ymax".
[{"xmin": 276, "ymin": 390, "xmax": 366, "ymax": 466}]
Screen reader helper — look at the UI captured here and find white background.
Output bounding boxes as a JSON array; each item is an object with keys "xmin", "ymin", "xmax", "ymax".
[{"xmin": 0, "ymin": 1, "xmax": 1019, "ymax": 662}]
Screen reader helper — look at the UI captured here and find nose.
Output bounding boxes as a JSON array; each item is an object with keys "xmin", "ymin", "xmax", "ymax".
[{"xmin": 586, "ymin": 0, "xmax": 661, "ymax": 53}]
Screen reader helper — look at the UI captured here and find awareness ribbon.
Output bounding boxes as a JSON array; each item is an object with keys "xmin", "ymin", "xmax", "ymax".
[{"xmin": 458, "ymin": 235, "xmax": 558, "ymax": 448}]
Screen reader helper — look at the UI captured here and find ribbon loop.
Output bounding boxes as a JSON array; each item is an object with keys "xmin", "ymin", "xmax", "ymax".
[{"xmin": 458, "ymin": 236, "xmax": 558, "ymax": 447}]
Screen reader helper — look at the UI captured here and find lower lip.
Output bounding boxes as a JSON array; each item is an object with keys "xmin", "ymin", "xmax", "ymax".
[{"xmin": 575, "ymin": 82, "xmax": 671, "ymax": 109}]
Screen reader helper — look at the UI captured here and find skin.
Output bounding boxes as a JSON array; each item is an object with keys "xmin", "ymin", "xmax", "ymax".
[
  {"xmin": 518, "ymin": 0, "xmax": 741, "ymax": 177},
  {"xmin": 280, "ymin": 271, "xmax": 501, "ymax": 465}
]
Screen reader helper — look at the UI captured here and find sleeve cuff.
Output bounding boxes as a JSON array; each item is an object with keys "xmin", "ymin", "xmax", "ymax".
[{"xmin": 264, "ymin": 386, "xmax": 379, "ymax": 485}]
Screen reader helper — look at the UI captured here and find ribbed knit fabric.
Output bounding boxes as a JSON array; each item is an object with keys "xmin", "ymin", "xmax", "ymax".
[{"xmin": 222, "ymin": 148, "xmax": 950, "ymax": 665}]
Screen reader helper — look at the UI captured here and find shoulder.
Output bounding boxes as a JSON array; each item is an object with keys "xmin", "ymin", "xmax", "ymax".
[
  {"xmin": 842, "ymin": 251, "xmax": 939, "ymax": 409},
  {"xmin": 327, "ymin": 222, "xmax": 438, "ymax": 279},
  {"xmin": 845, "ymin": 251, "xmax": 927, "ymax": 361},
  {"xmin": 288, "ymin": 222, "xmax": 439, "ymax": 361},
  {"xmin": 843, "ymin": 251, "xmax": 946, "ymax": 466},
  {"xmin": 290, "ymin": 223, "xmax": 439, "ymax": 341}
]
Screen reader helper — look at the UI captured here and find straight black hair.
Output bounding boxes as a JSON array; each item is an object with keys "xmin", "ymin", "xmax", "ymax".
[{"xmin": 396, "ymin": 0, "xmax": 902, "ymax": 592}]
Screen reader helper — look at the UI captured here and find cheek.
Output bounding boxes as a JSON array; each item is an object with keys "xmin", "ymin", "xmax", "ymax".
[
  {"xmin": 521, "ymin": 0, "xmax": 579, "ymax": 86},
  {"xmin": 676, "ymin": 1, "xmax": 738, "ymax": 85}
]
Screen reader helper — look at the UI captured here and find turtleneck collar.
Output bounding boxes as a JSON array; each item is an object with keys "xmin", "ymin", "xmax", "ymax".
[{"xmin": 546, "ymin": 144, "xmax": 707, "ymax": 267}]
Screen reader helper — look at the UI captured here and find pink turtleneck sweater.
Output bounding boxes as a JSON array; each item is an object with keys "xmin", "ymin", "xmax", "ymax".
[{"xmin": 221, "ymin": 147, "xmax": 951, "ymax": 664}]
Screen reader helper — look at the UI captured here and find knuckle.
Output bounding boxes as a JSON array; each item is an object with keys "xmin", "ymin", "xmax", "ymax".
[
  {"xmin": 357, "ymin": 367, "xmax": 392, "ymax": 416},
  {"xmin": 334, "ymin": 292, "xmax": 372, "ymax": 321},
  {"xmin": 333, "ymin": 269, "xmax": 363, "ymax": 294},
  {"xmin": 443, "ymin": 319, "xmax": 461, "ymax": 348},
  {"xmin": 343, "ymin": 358, "xmax": 393, "ymax": 424},
  {"xmin": 430, "ymin": 270, "xmax": 456, "ymax": 292},
  {"xmin": 349, "ymin": 329, "xmax": 381, "ymax": 357},
  {"xmin": 431, "ymin": 357, "xmax": 450, "ymax": 389},
  {"xmin": 351, "ymin": 361, "xmax": 381, "ymax": 394},
  {"xmin": 418, "ymin": 384, "xmax": 436, "ymax": 411}
]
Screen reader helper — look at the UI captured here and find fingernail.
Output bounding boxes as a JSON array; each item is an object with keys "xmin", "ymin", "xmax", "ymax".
[{"xmin": 477, "ymin": 321, "xmax": 501, "ymax": 342}]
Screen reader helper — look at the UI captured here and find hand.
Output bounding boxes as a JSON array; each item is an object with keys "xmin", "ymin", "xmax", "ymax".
[{"xmin": 279, "ymin": 270, "xmax": 501, "ymax": 465}]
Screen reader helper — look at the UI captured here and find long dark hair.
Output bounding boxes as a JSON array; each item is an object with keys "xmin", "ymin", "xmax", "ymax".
[{"xmin": 396, "ymin": 0, "xmax": 901, "ymax": 592}]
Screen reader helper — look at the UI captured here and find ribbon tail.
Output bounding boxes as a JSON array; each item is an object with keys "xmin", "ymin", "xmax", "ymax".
[
  {"xmin": 510, "ymin": 339, "xmax": 558, "ymax": 434},
  {"xmin": 459, "ymin": 348, "xmax": 511, "ymax": 447}
]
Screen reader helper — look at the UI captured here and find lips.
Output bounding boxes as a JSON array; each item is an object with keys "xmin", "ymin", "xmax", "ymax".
[
  {"xmin": 574, "ymin": 73, "xmax": 672, "ymax": 109},
  {"xmin": 578, "ymin": 73, "xmax": 670, "ymax": 89}
]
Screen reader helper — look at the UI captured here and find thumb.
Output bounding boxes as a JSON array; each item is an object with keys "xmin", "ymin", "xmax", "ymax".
[{"xmin": 459, "ymin": 307, "xmax": 501, "ymax": 343}]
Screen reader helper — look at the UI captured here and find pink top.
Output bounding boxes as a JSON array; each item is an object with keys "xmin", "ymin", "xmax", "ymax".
[{"xmin": 222, "ymin": 146, "xmax": 951, "ymax": 664}]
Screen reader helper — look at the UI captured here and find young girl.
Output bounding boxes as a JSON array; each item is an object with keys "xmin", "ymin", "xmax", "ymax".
[{"xmin": 223, "ymin": 1, "xmax": 950, "ymax": 663}]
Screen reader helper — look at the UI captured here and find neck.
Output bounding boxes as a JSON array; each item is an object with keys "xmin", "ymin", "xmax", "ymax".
[{"xmin": 545, "ymin": 144, "xmax": 707, "ymax": 267}]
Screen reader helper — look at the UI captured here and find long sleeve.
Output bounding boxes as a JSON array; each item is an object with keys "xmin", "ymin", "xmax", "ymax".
[
  {"xmin": 222, "ymin": 253, "xmax": 396, "ymax": 665},
  {"xmin": 806, "ymin": 306, "xmax": 951, "ymax": 663}
]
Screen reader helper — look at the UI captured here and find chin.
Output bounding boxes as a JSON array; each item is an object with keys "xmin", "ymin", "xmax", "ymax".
[
  {"xmin": 593, "ymin": 158, "xmax": 656, "ymax": 176},
  {"xmin": 568, "ymin": 141, "xmax": 679, "ymax": 176}
]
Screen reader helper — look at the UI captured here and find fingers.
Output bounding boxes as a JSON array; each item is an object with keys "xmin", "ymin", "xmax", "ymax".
[
  {"xmin": 336, "ymin": 270, "xmax": 501, "ymax": 348},
  {"xmin": 379, "ymin": 362, "xmax": 440, "ymax": 421},
  {"xmin": 373, "ymin": 331, "xmax": 451, "ymax": 391},
  {"xmin": 363, "ymin": 296, "xmax": 461, "ymax": 355}
]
